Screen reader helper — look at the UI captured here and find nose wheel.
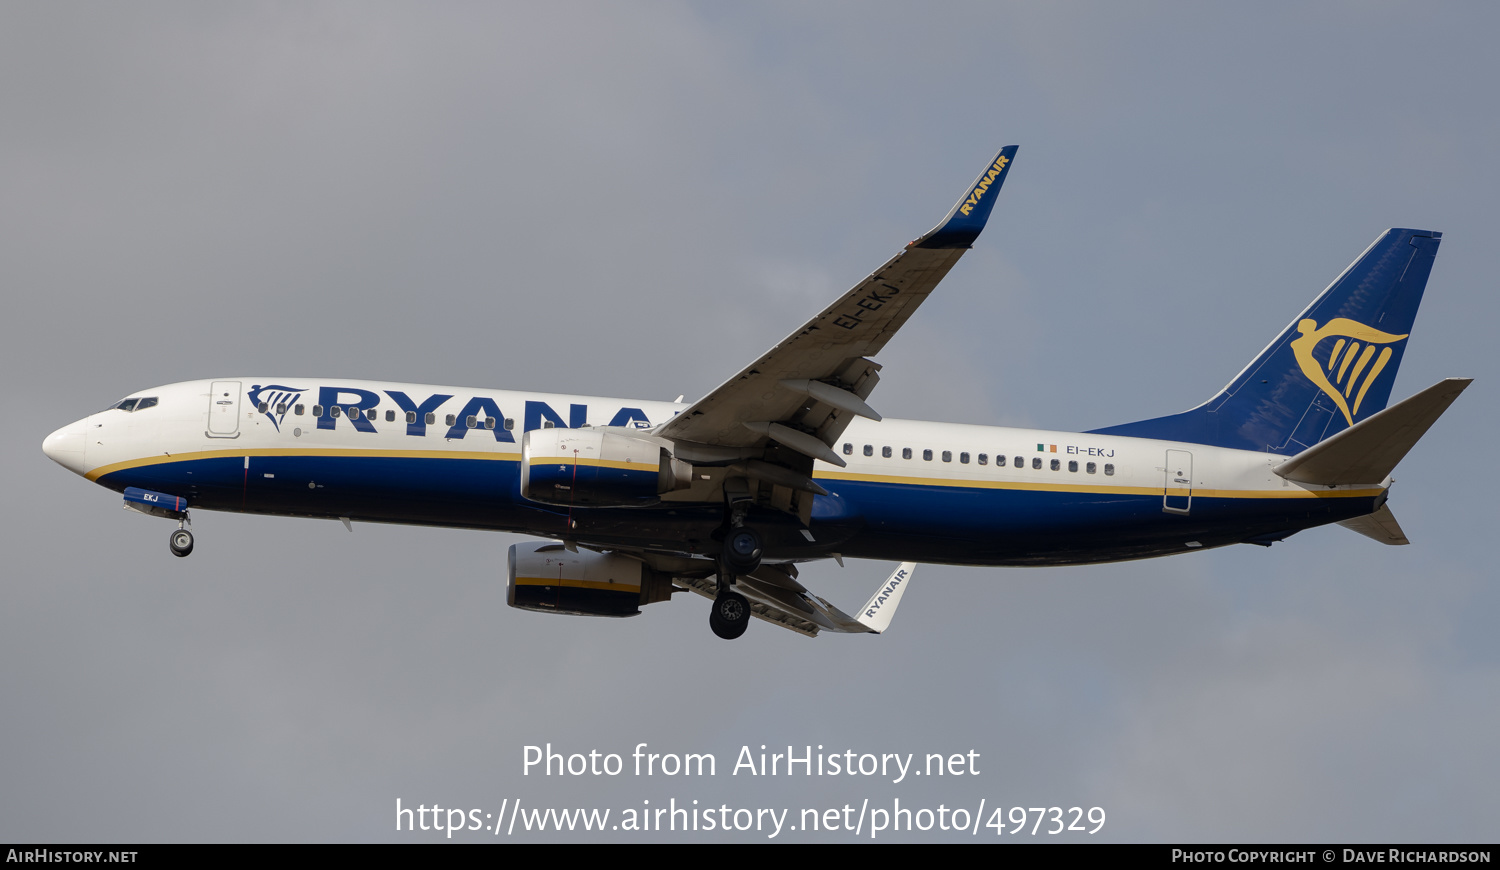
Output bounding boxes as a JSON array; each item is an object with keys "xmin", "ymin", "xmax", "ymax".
[
  {"xmin": 168, "ymin": 512, "xmax": 194, "ymax": 558},
  {"xmin": 169, "ymin": 529, "xmax": 194, "ymax": 557}
]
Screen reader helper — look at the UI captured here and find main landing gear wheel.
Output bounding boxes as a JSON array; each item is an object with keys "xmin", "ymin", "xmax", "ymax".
[
  {"xmin": 709, "ymin": 590, "xmax": 750, "ymax": 640},
  {"xmin": 723, "ymin": 527, "xmax": 763, "ymax": 575},
  {"xmin": 169, "ymin": 529, "xmax": 194, "ymax": 558}
]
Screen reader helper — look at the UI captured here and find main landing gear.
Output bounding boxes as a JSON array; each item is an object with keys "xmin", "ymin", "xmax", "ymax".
[
  {"xmin": 168, "ymin": 514, "xmax": 194, "ymax": 558},
  {"xmin": 709, "ymin": 502, "xmax": 761, "ymax": 639}
]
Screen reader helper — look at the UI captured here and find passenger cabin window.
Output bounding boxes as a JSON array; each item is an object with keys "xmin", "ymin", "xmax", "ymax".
[
  {"xmin": 313, "ymin": 405, "xmax": 324, "ymax": 417},
  {"xmin": 882, "ymin": 446, "xmax": 892, "ymax": 458},
  {"xmin": 843, "ymin": 443, "xmax": 853, "ymax": 455},
  {"xmin": 295, "ymin": 404, "xmax": 305, "ymax": 416},
  {"xmin": 1068, "ymin": 460, "xmax": 1078, "ymax": 472},
  {"xmin": 1104, "ymin": 463, "xmax": 1115, "ymax": 476},
  {"xmin": 386, "ymin": 410, "xmax": 396, "ymax": 422},
  {"xmin": 863, "ymin": 445, "xmax": 873, "ymax": 457},
  {"xmin": 466, "ymin": 415, "xmax": 477, "ymax": 428},
  {"xmin": 959, "ymin": 452, "xmax": 970, "ymax": 464},
  {"xmin": 923, "ymin": 449, "xmax": 933, "ymax": 461},
  {"xmin": 485, "ymin": 418, "xmax": 496, "ymax": 430},
  {"xmin": 902, "ymin": 448, "xmax": 912, "ymax": 460},
  {"xmin": 349, "ymin": 406, "xmax": 361, "ymax": 420},
  {"xmin": 256, "ymin": 402, "xmax": 269, "ymax": 413},
  {"xmin": 542, "ymin": 420, "xmax": 554, "ymax": 429},
  {"xmin": 505, "ymin": 418, "xmax": 515, "ymax": 430},
  {"xmin": 996, "ymin": 455, "xmax": 1006, "ymax": 467},
  {"xmin": 426, "ymin": 413, "xmax": 436, "ymax": 425},
  {"xmin": 942, "ymin": 451, "xmax": 952, "ymax": 462},
  {"xmin": 1031, "ymin": 457, "xmax": 1041, "ymax": 470},
  {"xmin": 276, "ymin": 403, "xmax": 287, "ymax": 415},
  {"xmin": 445, "ymin": 414, "xmax": 456, "ymax": 426},
  {"xmin": 1014, "ymin": 456, "xmax": 1023, "ymax": 468},
  {"xmin": 406, "ymin": 411, "xmax": 417, "ymax": 424},
  {"xmin": 1087, "ymin": 462, "xmax": 1097, "ymax": 474},
  {"xmin": 1050, "ymin": 459, "xmax": 1060, "ymax": 471},
  {"xmin": 978, "ymin": 453, "xmax": 987, "ymax": 465},
  {"xmin": 330, "ymin": 406, "xmax": 341, "ymax": 418}
]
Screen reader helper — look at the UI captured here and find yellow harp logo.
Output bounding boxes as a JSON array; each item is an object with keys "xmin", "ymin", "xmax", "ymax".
[{"xmin": 1290, "ymin": 318, "xmax": 1408, "ymax": 426}]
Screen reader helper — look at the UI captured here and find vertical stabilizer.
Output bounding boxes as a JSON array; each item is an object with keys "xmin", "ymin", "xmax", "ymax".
[{"xmin": 1090, "ymin": 229, "xmax": 1442, "ymax": 454}]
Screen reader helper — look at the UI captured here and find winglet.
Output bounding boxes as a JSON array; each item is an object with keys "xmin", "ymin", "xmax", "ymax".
[
  {"xmin": 855, "ymin": 562, "xmax": 916, "ymax": 634},
  {"xmin": 914, "ymin": 146, "xmax": 1018, "ymax": 249}
]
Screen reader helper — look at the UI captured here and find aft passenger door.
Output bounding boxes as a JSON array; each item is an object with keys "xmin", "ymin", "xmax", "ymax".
[
  {"xmin": 1163, "ymin": 449, "xmax": 1192, "ymax": 514},
  {"xmin": 207, "ymin": 381, "xmax": 241, "ymax": 438}
]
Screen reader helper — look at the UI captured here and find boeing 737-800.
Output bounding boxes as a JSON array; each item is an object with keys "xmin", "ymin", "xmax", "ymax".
[{"xmin": 42, "ymin": 146, "xmax": 1470, "ymax": 640}]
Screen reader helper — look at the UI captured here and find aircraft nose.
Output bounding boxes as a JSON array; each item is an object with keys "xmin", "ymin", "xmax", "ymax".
[{"xmin": 42, "ymin": 420, "xmax": 88, "ymax": 475}]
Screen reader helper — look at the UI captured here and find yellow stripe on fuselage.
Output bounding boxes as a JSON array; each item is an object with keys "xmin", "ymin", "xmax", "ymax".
[{"xmin": 812, "ymin": 469, "xmax": 1382, "ymax": 499}]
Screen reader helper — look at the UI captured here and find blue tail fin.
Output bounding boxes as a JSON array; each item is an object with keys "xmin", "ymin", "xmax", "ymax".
[{"xmin": 1089, "ymin": 228, "xmax": 1442, "ymax": 454}]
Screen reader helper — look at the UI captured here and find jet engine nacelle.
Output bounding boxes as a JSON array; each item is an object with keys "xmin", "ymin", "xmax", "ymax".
[
  {"xmin": 520, "ymin": 427, "xmax": 691, "ymax": 506},
  {"xmin": 506, "ymin": 541, "xmax": 674, "ymax": 617}
]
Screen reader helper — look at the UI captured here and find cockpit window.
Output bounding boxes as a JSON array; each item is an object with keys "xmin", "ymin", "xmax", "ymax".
[{"xmin": 105, "ymin": 397, "xmax": 158, "ymax": 412}]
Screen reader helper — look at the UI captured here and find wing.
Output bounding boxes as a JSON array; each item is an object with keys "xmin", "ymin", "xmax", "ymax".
[
  {"xmin": 672, "ymin": 560, "xmax": 917, "ymax": 638},
  {"xmin": 655, "ymin": 146, "xmax": 1018, "ymax": 465}
]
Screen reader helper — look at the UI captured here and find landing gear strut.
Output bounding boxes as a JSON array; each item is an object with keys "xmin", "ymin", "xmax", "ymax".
[
  {"xmin": 710, "ymin": 493, "xmax": 759, "ymax": 639},
  {"xmin": 169, "ymin": 513, "xmax": 194, "ymax": 558}
]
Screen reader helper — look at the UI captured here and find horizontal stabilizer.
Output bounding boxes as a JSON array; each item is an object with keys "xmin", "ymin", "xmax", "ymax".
[
  {"xmin": 1274, "ymin": 378, "xmax": 1472, "ymax": 485},
  {"xmin": 1338, "ymin": 505, "xmax": 1410, "ymax": 545}
]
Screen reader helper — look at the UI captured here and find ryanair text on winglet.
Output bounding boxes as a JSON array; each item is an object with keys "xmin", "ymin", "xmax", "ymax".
[
  {"xmin": 865, "ymin": 567, "xmax": 909, "ymax": 619},
  {"xmin": 958, "ymin": 155, "xmax": 1010, "ymax": 217}
]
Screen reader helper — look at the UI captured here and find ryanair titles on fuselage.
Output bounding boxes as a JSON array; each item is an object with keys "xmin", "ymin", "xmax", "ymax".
[{"xmin": 253, "ymin": 384, "xmax": 654, "ymax": 441}]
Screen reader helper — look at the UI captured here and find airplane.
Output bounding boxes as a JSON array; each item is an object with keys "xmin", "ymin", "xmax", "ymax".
[{"xmin": 42, "ymin": 145, "xmax": 1471, "ymax": 640}]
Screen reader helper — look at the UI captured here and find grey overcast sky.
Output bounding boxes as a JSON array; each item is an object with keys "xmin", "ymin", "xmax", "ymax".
[{"xmin": 3, "ymin": 2, "xmax": 1497, "ymax": 843}]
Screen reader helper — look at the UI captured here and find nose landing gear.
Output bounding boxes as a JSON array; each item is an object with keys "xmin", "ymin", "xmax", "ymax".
[{"xmin": 122, "ymin": 488, "xmax": 196, "ymax": 558}]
